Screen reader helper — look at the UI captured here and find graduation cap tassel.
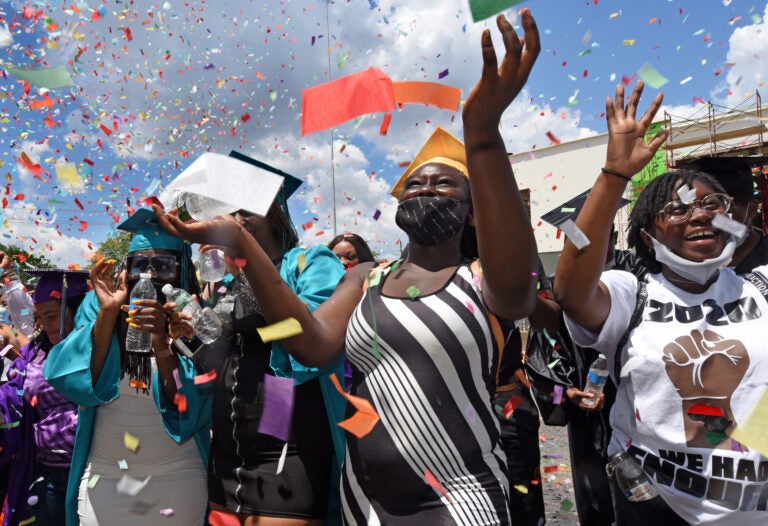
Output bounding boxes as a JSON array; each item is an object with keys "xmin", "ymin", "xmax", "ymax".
[{"xmin": 59, "ymin": 273, "xmax": 68, "ymax": 342}]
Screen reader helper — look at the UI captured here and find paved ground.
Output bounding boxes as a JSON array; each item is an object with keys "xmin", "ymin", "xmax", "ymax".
[{"xmin": 539, "ymin": 423, "xmax": 580, "ymax": 525}]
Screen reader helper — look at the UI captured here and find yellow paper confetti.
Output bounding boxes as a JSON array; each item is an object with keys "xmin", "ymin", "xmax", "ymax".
[
  {"xmin": 256, "ymin": 317, "xmax": 303, "ymax": 343},
  {"xmin": 622, "ymin": 39, "xmax": 636, "ymax": 46},
  {"xmin": 296, "ymin": 252, "xmax": 307, "ymax": 274},
  {"xmin": 513, "ymin": 484, "xmax": 529, "ymax": 494},
  {"xmin": 124, "ymin": 431, "xmax": 140, "ymax": 453},
  {"xmin": 55, "ymin": 162, "xmax": 83, "ymax": 188},
  {"xmin": 19, "ymin": 517, "xmax": 36, "ymax": 526},
  {"xmin": 730, "ymin": 387, "xmax": 768, "ymax": 457}
]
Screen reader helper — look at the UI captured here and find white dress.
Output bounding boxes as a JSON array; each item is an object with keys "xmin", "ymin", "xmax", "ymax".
[{"xmin": 77, "ymin": 370, "xmax": 207, "ymax": 525}]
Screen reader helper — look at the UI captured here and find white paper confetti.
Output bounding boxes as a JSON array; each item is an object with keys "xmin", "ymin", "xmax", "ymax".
[
  {"xmin": 712, "ymin": 213, "xmax": 748, "ymax": 241},
  {"xmin": 116, "ymin": 474, "xmax": 152, "ymax": 497},
  {"xmin": 677, "ymin": 184, "xmax": 697, "ymax": 204},
  {"xmin": 560, "ymin": 219, "xmax": 591, "ymax": 250},
  {"xmin": 276, "ymin": 441, "xmax": 289, "ymax": 475},
  {"xmin": 620, "ymin": 356, "xmax": 645, "ymax": 378},
  {"xmin": 117, "ymin": 459, "xmax": 128, "ymax": 470}
]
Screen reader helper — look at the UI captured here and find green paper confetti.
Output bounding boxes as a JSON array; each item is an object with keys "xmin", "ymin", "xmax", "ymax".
[
  {"xmin": 367, "ymin": 283, "xmax": 382, "ymax": 360},
  {"xmin": 468, "ymin": 0, "xmax": 527, "ymax": 22},
  {"xmin": 368, "ymin": 270, "xmax": 382, "ymax": 287},
  {"xmin": 87, "ymin": 474, "xmax": 101, "ymax": 489},
  {"xmin": 5, "ymin": 65, "xmax": 72, "ymax": 89},
  {"xmin": 390, "ymin": 260, "xmax": 402, "ymax": 272},
  {"xmin": 637, "ymin": 63, "xmax": 669, "ymax": 89},
  {"xmin": 406, "ymin": 285, "xmax": 420, "ymax": 299},
  {"xmin": 0, "ymin": 421, "xmax": 20, "ymax": 429},
  {"xmin": 547, "ymin": 358, "xmax": 561, "ymax": 369},
  {"xmin": 560, "ymin": 499, "xmax": 574, "ymax": 512}
]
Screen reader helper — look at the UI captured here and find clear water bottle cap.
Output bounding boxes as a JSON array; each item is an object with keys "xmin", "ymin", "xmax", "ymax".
[
  {"xmin": 161, "ymin": 283, "xmax": 174, "ymax": 295},
  {"xmin": 139, "ymin": 272, "xmax": 152, "ymax": 280}
]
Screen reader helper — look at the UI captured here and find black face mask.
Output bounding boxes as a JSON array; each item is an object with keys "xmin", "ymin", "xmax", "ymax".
[{"xmin": 395, "ymin": 195, "xmax": 466, "ymax": 246}]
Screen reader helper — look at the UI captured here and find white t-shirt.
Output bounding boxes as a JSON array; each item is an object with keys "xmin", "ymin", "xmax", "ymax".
[{"xmin": 566, "ymin": 267, "xmax": 768, "ymax": 525}]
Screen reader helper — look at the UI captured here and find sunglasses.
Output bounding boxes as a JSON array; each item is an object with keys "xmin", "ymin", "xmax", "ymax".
[{"xmin": 125, "ymin": 254, "xmax": 180, "ymax": 282}]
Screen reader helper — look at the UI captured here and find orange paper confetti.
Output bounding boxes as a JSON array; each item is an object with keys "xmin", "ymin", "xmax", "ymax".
[
  {"xmin": 392, "ymin": 81, "xmax": 461, "ymax": 111},
  {"xmin": 194, "ymin": 370, "xmax": 218, "ymax": 385},
  {"xmin": 424, "ymin": 468, "xmax": 453, "ymax": 503},
  {"xmin": 301, "ymin": 68, "xmax": 396, "ymax": 136},
  {"xmin": 174, "ymin": 392, "xmax": 187, "ymax": 412},
  {"xmin": 329, "ymin": 373, "xmax": 380, "ymax": 438}
]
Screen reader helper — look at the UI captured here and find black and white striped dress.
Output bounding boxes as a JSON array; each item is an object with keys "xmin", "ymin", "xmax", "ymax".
[{"xmin": 342, "ymin": 263, "xmax": 510, "ymax": 525}]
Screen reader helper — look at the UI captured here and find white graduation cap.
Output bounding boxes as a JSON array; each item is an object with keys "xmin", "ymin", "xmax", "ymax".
[{"xmin": 161, "ymin": 152, "xmax": 286, "ymax": 217}]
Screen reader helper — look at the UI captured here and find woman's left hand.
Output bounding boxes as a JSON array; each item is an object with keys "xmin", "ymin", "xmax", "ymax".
[
  {"xmin": 566, "ymin": 387, "xmax": 605, "ymax": 411},
  {"xmin": 165, "ymin": 302, "xmax": 196, "ymax": 341},
  {"xmin": 122, "ymin": 299, "xmax": 168, "ymax": 339},
  {"xmin": 462, "ymin": 9, "xmax": 540, "ymax": 130}
]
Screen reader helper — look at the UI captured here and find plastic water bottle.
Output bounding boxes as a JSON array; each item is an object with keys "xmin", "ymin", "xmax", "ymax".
[
  {"xmin": 199, "ymin": 248, "xmax": 226, "ymax": 283},
  {"xmin": 126, "ymin": 273, "xmax": 156, "ymax": 353},
  {"xmin": 161, "ymin": 284, "xmax": 223, "ymax": 344},
  {"xmin": 582, "ymin": 353, "xmax": 609, "ymax": 407},
  {"xmin": 606, "ymin": 451, "xmax": 659, "ymax": 502},
  {"xmin": 174, "ymin": 192, "xmax": 237, "ymax": 222}
]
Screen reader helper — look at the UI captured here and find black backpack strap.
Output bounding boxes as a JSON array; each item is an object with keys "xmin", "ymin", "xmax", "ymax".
[
  {"xmin": 742, "ymin": 269, "xmax": 768, "ymax": 300},
  {"xmin": 613, "ymin": 280, "xmax": 647, "ymax": 386}
]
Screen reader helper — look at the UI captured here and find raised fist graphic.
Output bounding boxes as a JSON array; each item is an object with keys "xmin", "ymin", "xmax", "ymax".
[{"xmin": 662, "ymin": 329, "xmax": 749, "ymax": 449}]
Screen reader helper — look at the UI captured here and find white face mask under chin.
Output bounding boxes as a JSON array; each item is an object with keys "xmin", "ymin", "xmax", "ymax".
[{"xmin": 645, "ymin": 232, "xmax": 738, "ymax": 285}]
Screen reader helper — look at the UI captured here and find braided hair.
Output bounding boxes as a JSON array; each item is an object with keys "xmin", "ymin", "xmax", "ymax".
[
  {"xmin": 266, "ymin": 200, "xmax": 299, "ymax": 254},
  {"xmin": 627, "ymin": 169, "xmax": 726, "ymax": 274}
]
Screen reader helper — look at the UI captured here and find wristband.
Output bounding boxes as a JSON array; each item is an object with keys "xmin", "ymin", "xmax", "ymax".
[
  {"xmin": 601, "ymin": 167, "xmax": 633, "ymax": 182},
  {"xmin": 154, "ymin": 338, "xmax": 174, "ymax": 359}
]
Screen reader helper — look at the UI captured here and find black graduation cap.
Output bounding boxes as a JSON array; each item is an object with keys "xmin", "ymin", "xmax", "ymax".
[
  {"xmin": 676, "ymin": 155, "xmax": 768, "ymax": 199},
  {"xmin": 541, "ymin": 190, "xmax": 631, "ymax": 229}
]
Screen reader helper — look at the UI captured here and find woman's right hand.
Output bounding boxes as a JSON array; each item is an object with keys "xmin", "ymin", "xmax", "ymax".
[
  {"xmin": 153, "ymin": 204, "xmax": 243, "ymax": 250},
  {"xmin": 90, "ymin": 257, "xmax": 127, "ymax": 312}
]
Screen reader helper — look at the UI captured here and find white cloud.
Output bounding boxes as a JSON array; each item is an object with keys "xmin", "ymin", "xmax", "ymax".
[
  {"xmin": 0, "ymin": 202, "xmax": 96, "ymax": 267},
  {"xmin": 720, "ymin": 4, "xmax": 768, "ymax": 103}
]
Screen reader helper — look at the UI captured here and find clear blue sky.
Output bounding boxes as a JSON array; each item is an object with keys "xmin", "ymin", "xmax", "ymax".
[{"xmin": 0, "ymin": 0, "xmax": 765, "ymax": 266}]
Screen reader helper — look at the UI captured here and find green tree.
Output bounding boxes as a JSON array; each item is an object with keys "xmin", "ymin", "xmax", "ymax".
[
  {"xmin": 90, "ymin": 231, "xmax": 132, "ymax": 269},
  {"xmin": 0, "ymin": 244, "xmax": 54, "ymax": 282}
]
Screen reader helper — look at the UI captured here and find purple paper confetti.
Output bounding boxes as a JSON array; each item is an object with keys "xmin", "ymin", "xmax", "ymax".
[
  {"xmin": 438, "ymin": 68, "xmax": 449, "ymax": 79},
  {"xmin": 258, "ymin": 374, "xmax": 295, "ymax": 442},
  {"xmin": 553, "ymin": 384, "xmax": 563, "ymax": 405}
]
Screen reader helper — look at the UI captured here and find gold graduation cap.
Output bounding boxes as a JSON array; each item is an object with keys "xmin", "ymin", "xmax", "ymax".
[{"xmin": 390, "ymin": 126, "xmax": 467, "ymax": 198}]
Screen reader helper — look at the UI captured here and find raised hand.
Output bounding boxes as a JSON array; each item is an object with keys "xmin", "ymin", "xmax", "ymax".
[
  {"xmin": 462, "ymin": 10, "xmax": 540, "ymax": 131},
  {"xmin": 604, "ymin": 81, "xmax": 668, "ymax": 177},
  {"xmin": 152, "ymin": 204, "xmax": 242, "ymax": 249},
  {"xmin": 90, "ymin": 257, "xmax": 127, "ymax": 313}
]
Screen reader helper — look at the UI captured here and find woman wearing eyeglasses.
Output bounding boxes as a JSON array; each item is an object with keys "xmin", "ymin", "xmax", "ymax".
[
  {"xmin": 43, "ymin": 208, "xmax": 212, "ymax": 526},
  {"xmin": 554, "ymin": 82, "xmax": 768, "ymax": 525}
]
